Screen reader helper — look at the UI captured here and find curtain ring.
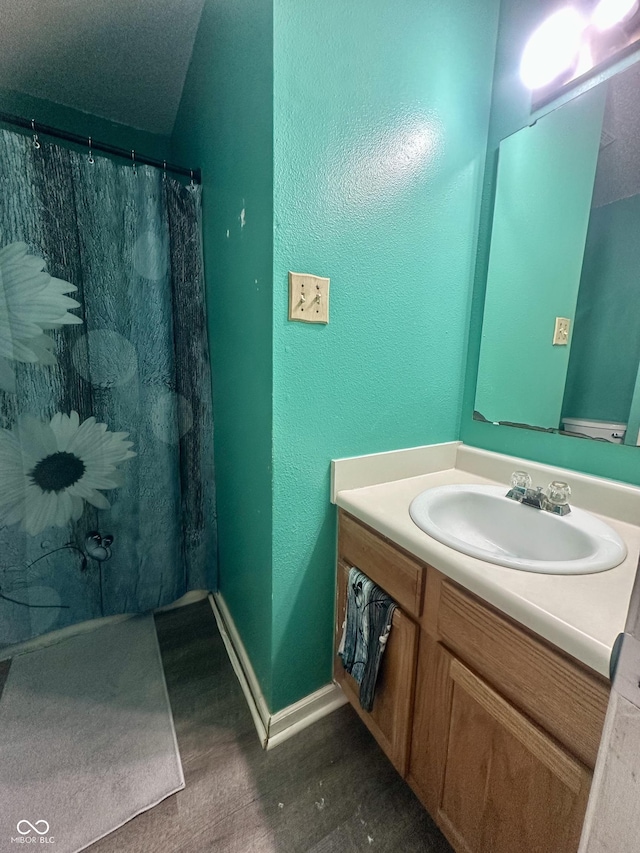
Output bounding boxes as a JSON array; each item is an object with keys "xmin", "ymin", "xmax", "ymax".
[
  {"xmin": 163, "ymin": 160, "xmax": 167, "ymax": 181},
  {"xmin": 190, "ymin": 169, "xmax": 195, "ymax": 189},
  {"xmin": 88, "ymin": 136, "xmax": 94, "ymax": 165},
  {"xmin": 31, "ymin": 119, "xmax": 41, "ymax": 150},
  {"xmin": 131, "ymin": 149, "xmax": 136, "ymax": 175}
]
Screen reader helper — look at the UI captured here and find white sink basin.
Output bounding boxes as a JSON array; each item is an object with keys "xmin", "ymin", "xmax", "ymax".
[{"xmin": 409, "ymin": 484, "xmax": 627, "ymax": 574}]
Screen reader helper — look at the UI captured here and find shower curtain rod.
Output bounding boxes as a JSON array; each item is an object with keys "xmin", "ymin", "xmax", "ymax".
[{"xmin": 0, "ymin": 111, "xmax": 201, "ymax": 183}]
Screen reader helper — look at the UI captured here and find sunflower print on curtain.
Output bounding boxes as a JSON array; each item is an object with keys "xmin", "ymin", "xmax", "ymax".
[{"xmin": 0, "ymin": 129, "xmax": 217, "ymax": 646}]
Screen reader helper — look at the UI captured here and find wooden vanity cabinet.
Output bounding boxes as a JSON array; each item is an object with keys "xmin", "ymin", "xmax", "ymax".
[
  {"xmin": 335, "ymin": 509, "xmax": 610, "ymax": 853},
  {"xmin": 334, "ymin": 515, "xmax": 424, "ymax": 775}
]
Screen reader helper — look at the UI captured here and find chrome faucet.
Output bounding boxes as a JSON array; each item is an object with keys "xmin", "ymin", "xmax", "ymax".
[{"xmin": 506, "ymin": 471, "xmax": 571, "ymax": 516}]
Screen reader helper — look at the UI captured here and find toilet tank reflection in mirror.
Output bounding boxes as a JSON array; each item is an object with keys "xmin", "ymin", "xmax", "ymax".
[{"xmin": 475, "ymin": 60, "xmax": 640, "ymax": 448}]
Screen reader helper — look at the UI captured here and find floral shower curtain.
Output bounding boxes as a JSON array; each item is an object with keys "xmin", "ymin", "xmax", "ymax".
[{"xmin": 0, "ymin": 129, "xmax": 217, "ymax": 647}]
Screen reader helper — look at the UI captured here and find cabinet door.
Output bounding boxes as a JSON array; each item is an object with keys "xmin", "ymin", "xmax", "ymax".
[
  {"xmin": 408, "ymin": 633, "xmax": 454, "ymax": 814},
  {"xmin": 439, "ymin": 654, "xmax": 592, "ymax": 853},
  {"xmin": 334, "ymin": 560, "xmax": 418, "ymax": 776},
  {"xmin": 434, "ymin": 576, "xmax": 608, "ymax": 770}
]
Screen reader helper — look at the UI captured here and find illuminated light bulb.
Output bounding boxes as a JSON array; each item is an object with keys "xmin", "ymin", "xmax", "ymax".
[
  {"xmin": 520, "ymin": 7, "xmax": 586, "ymax": 90},
  {"xmin": 592, "ymin": 0, "xmax": 639, "ymax": 29},
  {"xmin": 574, "ymin": 42, "xmax": 594, "ymax": 77}
]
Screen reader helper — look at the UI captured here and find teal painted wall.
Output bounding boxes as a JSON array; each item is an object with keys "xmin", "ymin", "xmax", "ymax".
[
  {"xmin": 563, "ymin": 193, "xmax": 640, "ymax": 425},
  {"xmin": 270, "ymin": 0, "xmax": 500, "ymax": 710},
  {"xmin": 173, "ymin": 0, "xmax": 500, "ymax": 712},
  {"xmin": 475, "ymin": 89, "xmax": 604, "ymax": 428},
  {"xmin": 0, "ymin": 85, "xmax": 171, "ymax": 162},
  {"xmin": 172, "ymin": 0, "xmax": 275, "ymax": 700},
  {"xmin": 461, "ymin": 0, "xmax": 640, "ymax": 485}
]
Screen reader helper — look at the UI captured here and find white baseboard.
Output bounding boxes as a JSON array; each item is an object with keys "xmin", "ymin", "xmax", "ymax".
[
  {"xmin": 208, "ymin": 592, "xmax": 270, "ymax": 746},
  {"xmin": 0, "ymin": 589, "xmax": 210, "ymax": 662},
  {"xmin": 3, "ymin": 588, "xmax": 345, "ymax": 748},
  {"xmin": 267, "ymin": 682, "xmax": 348, "ymax": 750},
  {"xmin": 209, "ymin": 592, "xmax": 346, "ymax": 750}
]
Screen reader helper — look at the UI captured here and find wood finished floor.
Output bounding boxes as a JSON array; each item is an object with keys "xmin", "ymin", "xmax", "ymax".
[
  {"xmin": 0, "ymin": 658, "xmax": 10, "ymax": 700},
  {"xmin": 6, "ymin": 600, "xmax": 453, "ymax": 852}
]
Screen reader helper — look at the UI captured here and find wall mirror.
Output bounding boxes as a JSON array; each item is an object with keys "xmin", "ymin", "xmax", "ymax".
[{"xmin": 474, "ymin": 59, "xmax": 640, "ymax": 447}]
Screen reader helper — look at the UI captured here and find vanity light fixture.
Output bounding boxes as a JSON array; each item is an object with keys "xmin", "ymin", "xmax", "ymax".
[
  {"xmin": 520, "ymin": 0, "xmax": 640, "ymax": 98},
  {"xmin": 520, "ymin": 7, "xmax": 585, "ymax": 90},
  {"xmin": 592, "ymin": 0, "xmax": 639, "ymax": 29}
]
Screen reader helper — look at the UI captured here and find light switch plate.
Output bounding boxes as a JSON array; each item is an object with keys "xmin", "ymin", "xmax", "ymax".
[
  {"xmin": 553, "ymin": 317, "xmax": 571, "ymax": 345},
  {"xmin": 288, "ymin": 272, "xmax": 330, "ymax": 324}
]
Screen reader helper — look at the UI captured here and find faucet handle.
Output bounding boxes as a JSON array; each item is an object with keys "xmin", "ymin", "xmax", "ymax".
[
  {"xmin": 545, "ymin": 480, "xmax": 571, "ymax": 514},
  {"xmin": 506, "ymin": 470, "xmax": 532, "ymax": 503},
  {"xmin": 510, "ymin": 471, "xmax": 532, "ymax": 494}
]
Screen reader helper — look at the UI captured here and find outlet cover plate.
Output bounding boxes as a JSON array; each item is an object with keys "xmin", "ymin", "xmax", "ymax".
[
  {"xmin": 553, "ymin": 317, "xmax": 571, "ymax": 345},
  {"xmin": 289, "ymin": 272, "xmax": 330, "ymax": 324}
]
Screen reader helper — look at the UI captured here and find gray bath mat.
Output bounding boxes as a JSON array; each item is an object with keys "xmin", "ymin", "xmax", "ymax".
[{"xmin": 0, "ymin": 614, "xmax": 184, "ymax": 853}]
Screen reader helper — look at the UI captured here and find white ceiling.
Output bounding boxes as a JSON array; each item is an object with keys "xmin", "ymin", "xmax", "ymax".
[{"xmin": 0, "ymin": 0, "xmax": 206, "ymax": 136}]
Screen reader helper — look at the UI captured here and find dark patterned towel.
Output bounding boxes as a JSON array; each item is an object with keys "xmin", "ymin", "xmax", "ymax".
[{"xmin": 338, "ymin": 567, "xmax": 397, "ymax": 712}]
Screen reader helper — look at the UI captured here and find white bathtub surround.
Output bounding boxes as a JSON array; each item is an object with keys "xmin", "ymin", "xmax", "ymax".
[
  {"xmin": 332, "ymin": 443, "xmax": 640, "ymax": 678},
  {"xmin": 209, "ymin": 593, "xmax": 347, "ymax": 750},
  {"xmin": 0, "ymin": 589, "xmax": 210, "ymax": 663}
]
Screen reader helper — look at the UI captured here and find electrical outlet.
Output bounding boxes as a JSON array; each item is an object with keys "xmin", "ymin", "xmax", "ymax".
[
  {"xmin": 553, "ymin": 317, "xmax": 571, "ymax": 345},
  {"xmin": 288, "ymin": 272, "xmax": 330, "ymax": 323}
]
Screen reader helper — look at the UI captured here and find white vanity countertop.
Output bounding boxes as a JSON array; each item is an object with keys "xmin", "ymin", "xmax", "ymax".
[{"xmin": 335, "ymin": 458, "xmax": 640, "ymax": 678}]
